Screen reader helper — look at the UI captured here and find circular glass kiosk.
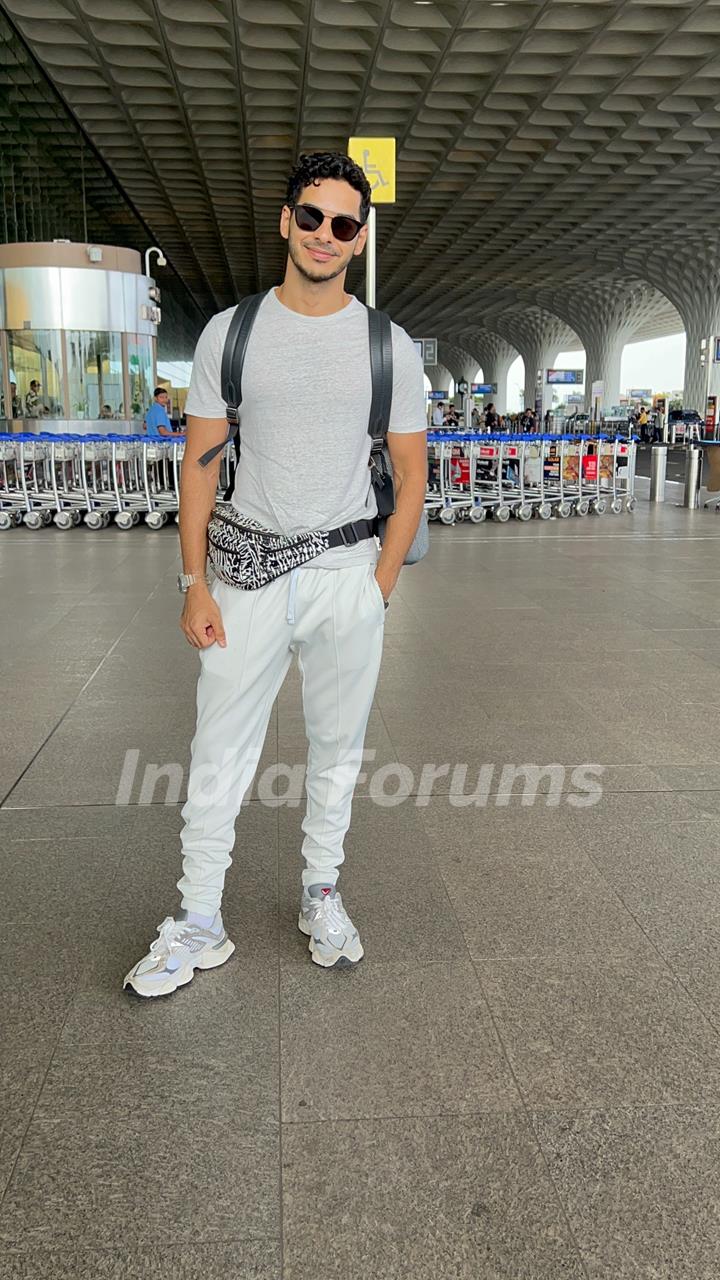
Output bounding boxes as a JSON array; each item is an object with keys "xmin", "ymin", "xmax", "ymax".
[{"xmin": 0, "ymin": 242, "xmax": 159, "ymax": 435}]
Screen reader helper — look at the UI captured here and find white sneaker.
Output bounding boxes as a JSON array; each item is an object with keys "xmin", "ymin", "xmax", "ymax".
[
  {"xmin": 123, "ymin": 910, "xmax": 235, "ymax": 998},
  {"xmin": 298, "ymin": 885, "xmax": 364, "ymax": 969}
]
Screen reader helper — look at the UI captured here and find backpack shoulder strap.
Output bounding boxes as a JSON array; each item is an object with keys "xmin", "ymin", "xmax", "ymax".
[
  {"xmin": 367, "ymin": 306, "xmax": 393, "ymax": 449},
  {"xmin": 198, "ymin": 290, "xmax": 268, "ymax": 468}
]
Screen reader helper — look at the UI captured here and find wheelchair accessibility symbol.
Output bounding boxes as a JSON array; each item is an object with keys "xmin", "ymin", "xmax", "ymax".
[
  {"xmin": 348, "ymin": 136, "xmax": 396, "ymax": 203},
  {"xmin": 362, "ymin": 150, "xmax": 390, "ymax": 193}
]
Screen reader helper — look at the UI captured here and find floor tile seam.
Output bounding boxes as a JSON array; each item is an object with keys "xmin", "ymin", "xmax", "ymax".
[
  {"xmin": 573, "ymin": 850, "xmax": 720, "ymax": 1042},
  {"xmin": 0, "ymin": 797, "xmax": 271, "ymax": 813},
  {"xmin": 0, "ymin": 968, "xmax": 82, "ymax": 1217},
  {"xmin": 524, "ymin": 1098, "xmax": 712, "ymax": 1119},
  {"xmin": 275, "ymin": 800, "xmax": 285, "ymax": 1280},
  {"xmin": 464, "ymin": 944, "xmax": 668, "ymax": 963},
  {"xmin": 0, "ymin": 581, "xmax": 170, "ymax": 808},
  {"xmin": 0, "ymin": 1233, "xmax": 281, "ymax": 1257},
  {"xmin": 279, "ymin": 1104, "xmax": 534, "ymax": 1130},
  {"xmin": 466, "ymin": 953, "xmax": 593, "ymax": 1280}
]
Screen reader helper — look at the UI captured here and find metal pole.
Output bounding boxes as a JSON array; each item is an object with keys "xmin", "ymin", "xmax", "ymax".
[
  {"xmin": 682, "ymin": 445, "xmax": 702, "ymax": 508},
  {"xmin": 365, "ymin": 205, "xmax": 376, "ymax": 309},
  {"xmin": 649, "ymin": 444, "xmax": 667, "ymax": 502}
]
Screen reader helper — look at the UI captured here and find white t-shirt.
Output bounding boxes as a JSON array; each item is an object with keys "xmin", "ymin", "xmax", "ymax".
[{"xmin": 185, "ymin": 288, "xmax": 426, "ymax": 567}]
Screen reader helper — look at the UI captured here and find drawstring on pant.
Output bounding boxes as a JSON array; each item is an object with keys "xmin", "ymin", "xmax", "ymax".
[{"xmin": 286, "ymin": 567, "xmax": 300, "ymax": 625}]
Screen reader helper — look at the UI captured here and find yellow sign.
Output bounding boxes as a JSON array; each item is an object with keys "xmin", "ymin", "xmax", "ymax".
[{"xmin": 348, "ymin": 136, "xmax": 396, "ymax": 204}]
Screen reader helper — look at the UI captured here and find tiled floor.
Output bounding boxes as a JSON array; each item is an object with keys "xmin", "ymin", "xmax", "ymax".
[{"xmin": 3, "ymin": 500, "xmax": 720, "ymax": 1278}]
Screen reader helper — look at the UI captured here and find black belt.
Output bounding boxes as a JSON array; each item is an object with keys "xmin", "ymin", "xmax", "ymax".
[{"xmin": 326, "ymin": 518, "xmax": 376, "ymax": 548}]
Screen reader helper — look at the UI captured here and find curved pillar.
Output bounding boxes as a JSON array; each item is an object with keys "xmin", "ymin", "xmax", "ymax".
[
  {"xmin": 546, "ymin": 280, "xmax": 674, "ymax": 414},
  {"xmin": 583, "ymin": 329, "xmax": 628, "ymax": 411},
  {"xmin": 426, "ymin": 363, "xmax": 453, "ymax": 394},
  {"xmin": 681, "ymin": 299, "xmax": 720, "ymax": 410},
  {"xmin": 478, "ymin": 309, "xmax": 579, "ymax": 415},
  {"xmin": 461, "ymin": 332, "xmax": 516, "ymax": 413}
]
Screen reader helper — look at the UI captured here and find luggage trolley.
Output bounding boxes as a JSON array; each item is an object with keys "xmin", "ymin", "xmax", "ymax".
[
  {"xmin": 0, "ymin": 433, "xmax": 26, "ymax": 529},
  {"xmin": 598, "ymin": 435, "xmax": 637, "ymax": 513},
  {"xmin": 143, "ymin": 437, "xmax": 180, "ymax": 528},
  {"xmin": 427, "ymin": 432, "xmax": 474, "ymax": 524},
  {"xmin": 49, "ymin": 435, "xmax": 85, "ymax": 529},
  {"xmin": 18, "ymin": 433, "xmax": 57, "ymax": 529},
  {"xmin": 425, "ymin": 435, "xmax": 446, "ymax": 522},
  {"xmin": 81, "ymin": 434, "xmax": 118, "ymax": 528},
  {"xmin": 110, "ymin": 433, "xmax": 149, "ymax": 529},
  {"xmin": 541, "ymin": 435, "xmax": 576, "ymax": 518},
  {"xmin": 469, "ymin": 434, "xmax": 522, "ymax": 522}
]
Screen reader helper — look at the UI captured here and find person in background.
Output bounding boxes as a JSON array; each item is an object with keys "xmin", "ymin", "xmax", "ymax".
[
  {"xmin": 444, "ymin": 404, "xmax": 459, "ymax": 428},
  {"xmin": 471, "ymin": 404, "xmax": 481, "ymax": 428},
  {"xmin": 484, "ymin": 401, "xmax": 499, "ymax": 430},
  {"xmin": 145, "ymin": 387, "xmax": 174, "ymax": 436},
  {"xmin": 1, "ymin": 381, "xmax": 20, "ymax": 418},
  {"xmin": 100, "ymin": 404, "xmax": 114, "ymax": 420},
  {"xmin": 431, "ymin": 400, "xmax": 444, "ymax": 427},
  {"xmin": 24, "ymin": 380, "xmax": 43, "ymax": 418},
  {"xmin": 637, "ymin": 406, "xmax": 649, "ymax": 442}
]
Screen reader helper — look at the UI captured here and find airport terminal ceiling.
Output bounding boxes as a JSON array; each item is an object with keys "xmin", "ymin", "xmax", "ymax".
[{"xmin": 3, "ymin": 0, "xmax": 720, "ymax": 387}]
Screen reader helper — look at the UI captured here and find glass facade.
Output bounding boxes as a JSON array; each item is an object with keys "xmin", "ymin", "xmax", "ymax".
[
  {"xmin": 128, "ymin": 335, "xmax": 154, "ymax": 421},
  {"xmin": 8, "ymin": 330, "xmax": 65, "ymax": 418},
  {"xmin": 67, "ymin": 330, "xmax": 123, "ymax": 419}
]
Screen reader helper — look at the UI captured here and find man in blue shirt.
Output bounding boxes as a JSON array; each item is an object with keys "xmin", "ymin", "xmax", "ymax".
[{"xmin": 145, "ymin": 387, "xmax": 174, "ymax": 435}]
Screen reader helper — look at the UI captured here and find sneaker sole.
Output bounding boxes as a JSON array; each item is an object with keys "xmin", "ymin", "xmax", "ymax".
[
  {"xmin": 124, "ymin": 937, "xmax": 235, "ymax": 999},
  {"xmin": 297, "ymin": 914, "xmax": 364, "ymax": 969}
]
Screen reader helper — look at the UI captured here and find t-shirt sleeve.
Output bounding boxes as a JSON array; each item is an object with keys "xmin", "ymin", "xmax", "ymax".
[
  {"xmin": 388, "ymin": 324, "xmax": 427, "ymax": 435},
  {"xmin": 184, "ymin": 315, "xmax": 227, "ymax": 419}
]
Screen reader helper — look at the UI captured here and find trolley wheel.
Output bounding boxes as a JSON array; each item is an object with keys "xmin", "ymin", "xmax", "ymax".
[
  {"xmin": 494, "ymin": 504, "xmax": 511, "ymax": 523},
  {"xmin": 84, "ymin": 511, "xmax": 104, "ymax": 530},
  {"xmin": 23, "ymin": 512, "xmax": 43, "ymax": 530},
  {"xmin": 71, "ymin": 511, "xmax": 83, "ymax": 525},
  {"xmin": 0, "ymin": 512, "xmax": 13, "ymax": 531},
  {"xmin": 130, "ymin": 512, "xmax": 142, "ymax": 526},
  {"xmin": 468, "ymin": 506, "xmax": 486, "ymax": 523},
  {"xmin": 146, "ymin": 511, "xmax": 167, "ymax": 529},
  {"xmin": 11, "ymin": 512, "xmax": 24, "ymax": 526},
  {"xmin": 537, "ymin": 503, "xmax": 552, "ymax": 520},
  {"xmin": 610, "ymin": 497, "xmax": 623, "ymax": 515},
  {"xmin": 575, "ymin": 499, "xmax": 590, "ymax": 516},
  {"xmin": 100, "ymin": 513, "xmax": 112, "ymax": 528},
  {"xmin": 438, "ymin": 508, "xmax": 455, "ymax": 526},
  {"xmin": 40, "ymin": 510, "xmax": 53, "ymax": 526},
  {"xmin": 515, "ymin": 503, "xmax": 533, "ymax": 522},
  {"xmin": 53, "ymin": 512, "xmax": 73, "ymax": 530},
  {"xmin": 115, "ymin": 511, "xmax": 134, "ymax": 530},
  {"xmin": 625, "ymin": 497, "xmax": 637, "ymax": 513},
  {"xmin": 591, "ymin": 498, "xmax": 607, "ymax": 515}
]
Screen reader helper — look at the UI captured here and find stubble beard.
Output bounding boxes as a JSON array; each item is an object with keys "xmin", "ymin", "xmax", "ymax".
[{"xmin": 288, "ymin": 235, "xmax": 348, "ymax": 285}]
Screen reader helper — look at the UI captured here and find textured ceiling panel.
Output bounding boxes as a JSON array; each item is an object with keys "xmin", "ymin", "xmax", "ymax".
[{"xmin": 3, "ymin": 0, "xmax": 720, "ymax": 352}]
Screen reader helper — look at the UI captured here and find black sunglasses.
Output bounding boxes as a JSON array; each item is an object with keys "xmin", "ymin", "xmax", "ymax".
[{"xmin": 292, "ymin": 202, "xmax": 365, "ymax": 243}]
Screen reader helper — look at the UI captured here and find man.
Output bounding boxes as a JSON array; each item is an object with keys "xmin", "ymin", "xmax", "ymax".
[
  {"xmin": 431, "ymin": 400, "xmax": 444, "ymax": 428},
  {"xmin": 124, "ymin": 152, "xmax": 427, "ymax": 996},
  {"xmin": 485, "ymin": 402, "xmax": 500, "ymax": 430},
  {"xmin": 24, "ymin": 380, "xmax": 42, "ymax": 418},
  {"xmin": 145, "ymin": 387, "xmax": 174, "ymax": 435}
]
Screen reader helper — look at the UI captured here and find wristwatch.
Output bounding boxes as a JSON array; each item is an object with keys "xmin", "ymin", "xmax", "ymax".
[{"xmin": 177, "ymin": 572, "xmax": 208, "ymax": 593}]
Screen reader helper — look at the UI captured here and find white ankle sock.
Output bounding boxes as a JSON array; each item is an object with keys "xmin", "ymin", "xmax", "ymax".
[{"xmin": 186, "ymin": 910, "xmax": 221, "ymax": 932}]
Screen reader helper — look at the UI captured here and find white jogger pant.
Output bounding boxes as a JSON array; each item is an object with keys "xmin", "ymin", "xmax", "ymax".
[{"xmin": 177, "ymin": 560, "xmax": 385, "ymax": 916}]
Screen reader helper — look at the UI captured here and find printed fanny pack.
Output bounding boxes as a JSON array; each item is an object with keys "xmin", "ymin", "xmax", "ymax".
[
  {"xmin": 198, "ymin": 292, "xmax": 427, "ymax": 591},
  {"xmin": 207, "ymin": 507, "xmax": 376, "ymax": 591}
]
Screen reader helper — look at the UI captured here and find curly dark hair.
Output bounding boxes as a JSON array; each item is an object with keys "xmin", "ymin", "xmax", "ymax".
[{"xmin": 286, "ymin": 152, "xmax": 371, "ymax": 224}]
